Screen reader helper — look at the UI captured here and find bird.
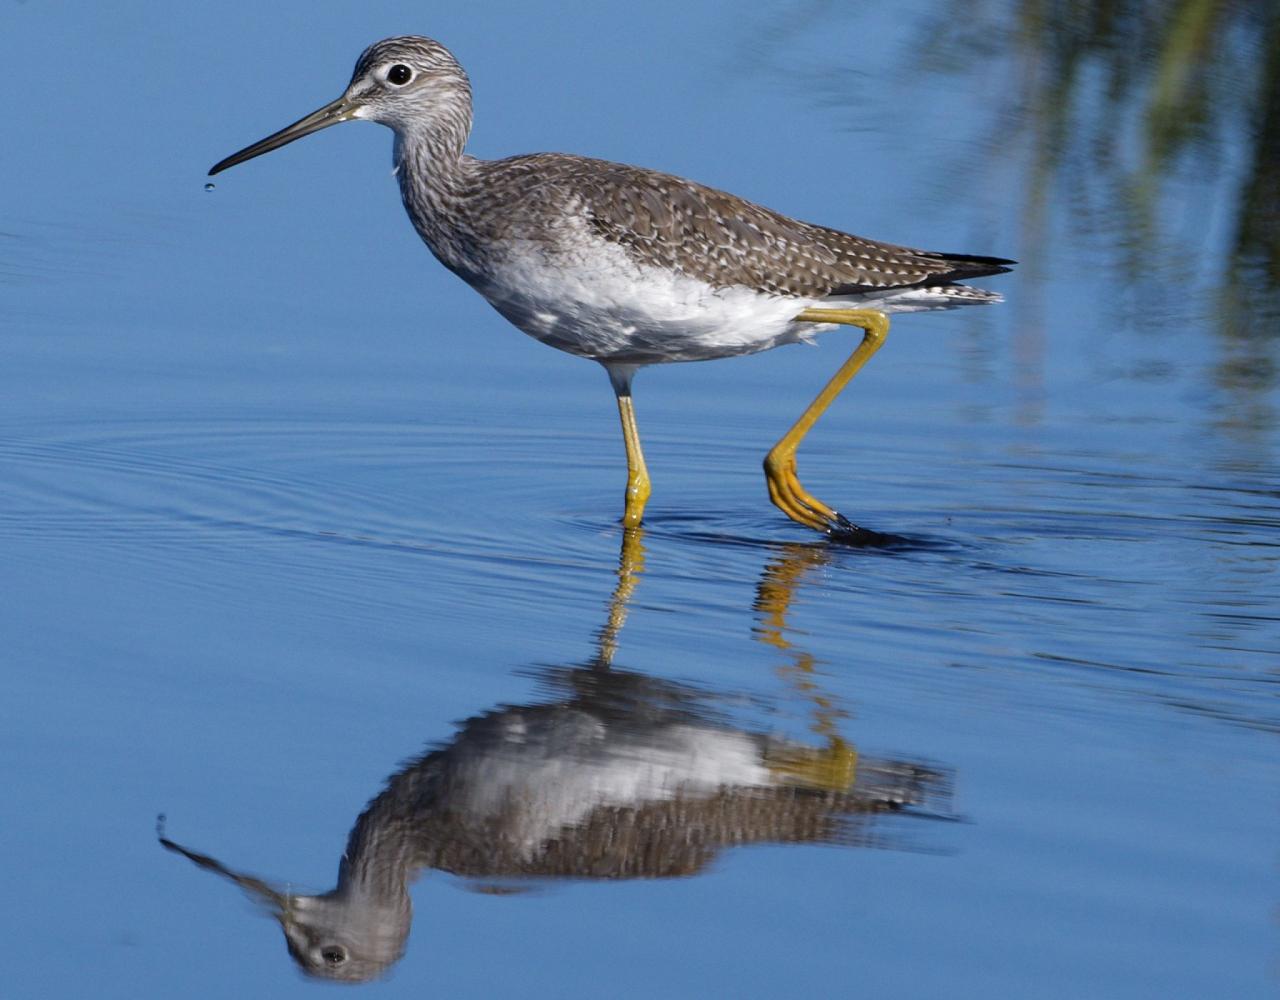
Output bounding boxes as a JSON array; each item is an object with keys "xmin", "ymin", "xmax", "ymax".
[{"xmin": 209, "ymin": 35, "xmax": 1013, "ymax": 539}]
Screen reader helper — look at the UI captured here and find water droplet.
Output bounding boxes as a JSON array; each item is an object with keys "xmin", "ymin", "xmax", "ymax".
[{"xmin": 204, "ymin": 182, "xmax": 215, "ymax": 192}]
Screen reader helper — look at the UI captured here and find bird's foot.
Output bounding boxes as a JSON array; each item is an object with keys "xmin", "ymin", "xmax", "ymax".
[{"xmin": 764, "ymin": 449, "xmax": 864, "ymax": 539}]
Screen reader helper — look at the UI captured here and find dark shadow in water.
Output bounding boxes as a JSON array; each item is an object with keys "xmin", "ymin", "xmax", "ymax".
[
  {"xmin": 642, "ymin": 509, "xmax": 962, "ymax": 556},
  {"xmin": 159, "ymin": 529, "xmax": 953, "ymax": 983}
]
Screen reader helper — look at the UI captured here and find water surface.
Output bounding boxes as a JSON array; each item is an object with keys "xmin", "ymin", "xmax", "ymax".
[{"xmin": 3, "ymin": 2, "xmax": 1277, "ymax": 998}]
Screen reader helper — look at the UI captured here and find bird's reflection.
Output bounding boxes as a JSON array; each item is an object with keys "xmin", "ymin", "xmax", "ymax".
[{"xmin": 160, "ymin": 530, "xmax": 951, "ymax": 982}]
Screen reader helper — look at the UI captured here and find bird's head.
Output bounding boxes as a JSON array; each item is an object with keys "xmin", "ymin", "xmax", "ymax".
[
  {"xmin": 158, "ymin": 824, "xmax": 409, "ymax": 983},
  {"xmin": 209, "ymin": 35, "xmax": 471, "ymax": 176},
  {"xmin": 277, "ymin": 891, "xmax": 410, "ymax": 984}
]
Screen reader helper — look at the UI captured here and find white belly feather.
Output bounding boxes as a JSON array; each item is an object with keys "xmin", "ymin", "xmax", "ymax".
[
  {"xmin": 472, "ymin": 234, "xmax": 821, "ymax": 365},
  {"xmin": 466, "ymin": 227, "xmax": 1001, "ymax": 366}
]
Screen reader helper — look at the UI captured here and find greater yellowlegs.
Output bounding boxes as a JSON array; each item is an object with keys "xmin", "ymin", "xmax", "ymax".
[{"xmin": 210, "ymin": 36, "xmax": 1013, "ymax": 538}]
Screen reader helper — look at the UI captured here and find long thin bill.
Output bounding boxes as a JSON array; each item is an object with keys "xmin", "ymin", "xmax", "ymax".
[
  {"xmin": 158, "ymin": 818, "xmax": 290, "ymax": 914},
  {"xmin": 209, "ymin": 95, "xmax": 355, "ymax": 176}
]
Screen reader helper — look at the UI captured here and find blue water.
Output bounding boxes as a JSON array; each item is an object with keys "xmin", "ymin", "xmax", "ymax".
[{"xmin": 3, "ymin": 2, "xmax": 1277, "ymax": 998}]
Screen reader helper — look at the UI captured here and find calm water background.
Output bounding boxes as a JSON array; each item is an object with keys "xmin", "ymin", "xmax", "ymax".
[{"xmin": 3, "ymin": 1, "xmax": 1277, "ymax": 997}]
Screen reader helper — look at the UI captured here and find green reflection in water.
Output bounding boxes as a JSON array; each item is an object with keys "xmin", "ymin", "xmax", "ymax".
[
  {"xmin": 754, "ymin": 0, "xmax": 1278, "ymax": 396},
  {"xmin": 932, "ymin": 0, "xmax": 1277, "ymax": 332}
]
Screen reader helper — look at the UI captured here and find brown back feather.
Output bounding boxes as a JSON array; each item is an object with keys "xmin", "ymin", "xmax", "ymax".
[{"xmin": 476, "ymin": 153, "xmax": 1012, "ymax": 297}]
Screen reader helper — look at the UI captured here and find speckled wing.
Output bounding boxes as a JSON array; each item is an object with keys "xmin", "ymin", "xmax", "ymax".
[{"xmin": 529, "ymin": 155, "xmax": 1012, "ymax": 298}]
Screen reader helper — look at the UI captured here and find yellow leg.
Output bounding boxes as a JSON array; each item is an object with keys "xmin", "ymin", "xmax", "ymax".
[
  {"xmin": 764, "ymin": 308, "xmax": 890, "ymax": 536},
  {"xmin": 615, "ymin": 394, "xmax": 651, "ymax": 528}
]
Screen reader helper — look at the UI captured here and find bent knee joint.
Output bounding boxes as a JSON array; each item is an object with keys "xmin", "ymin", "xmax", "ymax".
[
  {"xmin": 849, "ymin": 310, "xmax": 889, "ymax": 344},
  {"xmin": 795, "ymin": 307, "xmax": 889, "ymax": 338}
]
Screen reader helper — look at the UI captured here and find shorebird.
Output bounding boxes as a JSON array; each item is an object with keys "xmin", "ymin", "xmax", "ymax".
[{"xmin": 210, "ymin": 36, "xmax": 1013, "ymax": 538}]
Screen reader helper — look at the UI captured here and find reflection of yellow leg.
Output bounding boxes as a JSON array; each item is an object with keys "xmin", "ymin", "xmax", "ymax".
[
  {"xmin": 764, "ymin": 308, "xmax": 889, "ymax": 535},
  {"xmin": 754, "ymin": 544, "xmax": 858, "ymax": 792},
  {"xmin": 615, "ymin": 395, "xmax": 651, "ymax": 528},
  {"xmin": 754, "ymin": 544, "xmax": 830, "ymax": 653},
  {"xmin": 767, "ymin": 736, "xmax": 858, "ymax": 792},
  {"xmin": 593, "ymin": 526, "xmax": 646, "ymax": 669},
  {"xmin": 767, "ymin": 648, "xmax": 858, "ymax": 792}
]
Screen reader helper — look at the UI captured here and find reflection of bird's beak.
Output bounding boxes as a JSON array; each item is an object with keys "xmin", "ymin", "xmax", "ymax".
[
  {"xmin": 157, "ymin": 824, "xmax": 292, "ymax": 921},
  {"xmin": 209, "ymin": 95, "xmax": 358, "ymax": 176}
]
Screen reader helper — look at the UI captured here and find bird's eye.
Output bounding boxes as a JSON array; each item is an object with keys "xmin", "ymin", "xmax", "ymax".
[
  {"xmin": 320, "ymin": 946, "xmax": 347, "ymax": 966},
  {"xmin": 387, "ymin": 64, "xmax": 413, "ymax": 86}
]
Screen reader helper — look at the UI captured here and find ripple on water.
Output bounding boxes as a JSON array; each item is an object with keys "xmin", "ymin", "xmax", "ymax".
[
  {"xmin": 0, "ymin": 417, "xmax": 625, "ymax": 625},
  {"xmin": 4, "ymin": 411, "xmax": 1275, "ymax": 734}
]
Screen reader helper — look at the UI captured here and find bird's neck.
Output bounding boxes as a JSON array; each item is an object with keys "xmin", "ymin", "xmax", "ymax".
[{"xmin": 393, "ymin": 121, "xmax": 485, "ymax": 280}]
